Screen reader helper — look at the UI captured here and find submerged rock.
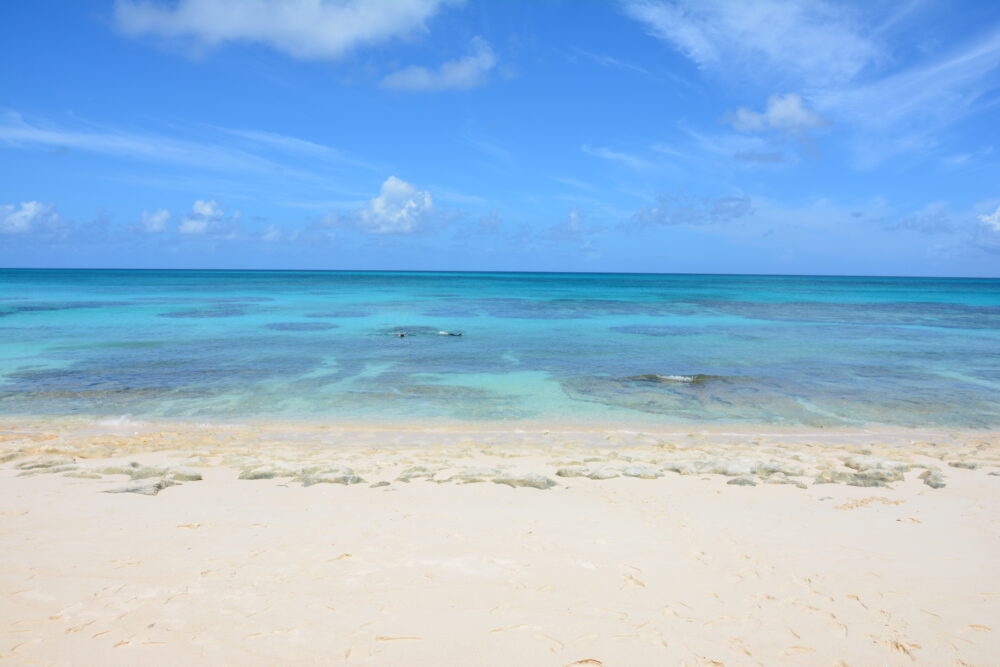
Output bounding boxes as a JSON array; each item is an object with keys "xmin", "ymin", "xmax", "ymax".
[
  {"xmin": 727, "ymin": 476, "xmax": 757, "ymax": 486},
  {"xmin": 492, "ymin": 472, "xmax": 557, "ymax": 490},
  {"xmin": 947, "ymin": 461, "xmax": 979, "ymax": 470},
  {"xmin": 620, "ymin": 373, "xmax": 724, "ymax": 385},
  {"xmin": 370, "ymin": 481, "xmax": 391, "ymax": 488}
]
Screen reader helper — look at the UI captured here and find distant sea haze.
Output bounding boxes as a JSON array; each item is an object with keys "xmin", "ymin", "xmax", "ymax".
[{"xmin": 1, "ymin": 269, "xmax": 998, "ymax": 427}]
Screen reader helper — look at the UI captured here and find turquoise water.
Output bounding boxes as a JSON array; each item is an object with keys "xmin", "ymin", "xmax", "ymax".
[{"xmin": 1, "ymin": 269, "xmax": 998, "ymax": 427}]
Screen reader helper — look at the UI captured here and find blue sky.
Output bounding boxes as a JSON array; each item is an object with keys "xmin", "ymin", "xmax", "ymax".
[{"xmin": 1, "ymin": 0, "xmax": 999, "ymax": 276}]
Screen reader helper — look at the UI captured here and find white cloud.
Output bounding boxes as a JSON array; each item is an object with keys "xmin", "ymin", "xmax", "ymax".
[
  {"xmin": 582, "ymin": 144, "xmax": 651, "ymax": 170},
  {"xmin": 0, "ymin": 202, "xmax": 65, "ymax": 235},
  {"xmin": 0, "ymin": 112, "xmax": 272, "ymax": 173},
  {"xmin": 357, "ymin": 176, "xmax": 432, "ymax": 234},
  {"xmin": 635, "ymin": 192, "xmax": 754, "ymax": 226},
  {"xmin": 727, "ymin": 93, "xmax": 825, "ymax": 134},
  {"xmin": 179, "ymin": 199, "xmax": 226, "ymax": 234},
  {"xmin": 140, "ymin": 208, "xmax": 170, "ymax": 232},
  {"xmin": 381, "ymin": 37, "xmax": 496, "ymax": 91},
  {"xmin": 622, "ymin": 0, "xmax": 878, "ymax": 86},
  {"xmin": 261, "ymin": 224, "xmax": 284, "ymax": 241},
  {"xmin": 114, "ymin": 0, "xmax": 457, "ymax": 60},
  {"xmin": 816, "ymin": 28, "xmax": 1000, "ymax": 132},
  {"xmin": 979, "ymin": 205, "xmax": 1000, "ymax": 231}
]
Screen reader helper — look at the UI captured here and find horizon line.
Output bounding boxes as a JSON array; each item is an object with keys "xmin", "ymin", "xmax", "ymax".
[{"xmin": 2, "ymin": 266, "xmax": 999, "ymax": 281}]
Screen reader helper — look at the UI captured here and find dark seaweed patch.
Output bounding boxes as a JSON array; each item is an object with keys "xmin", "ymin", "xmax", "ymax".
[
  {"xmin": 304, "ymin": 311, "xmax": 369, "ymax": 318},
  {"xmin": 265, "ymin": 322, "xmax": 338, "ymax": 331},
  {"xmin": 159, "ymin": 306, "xmax": 247, "ymax": 318},
  {"xmin": 0, "ymin": 301, "xmax": 130, "ymax": 317},
  {"xmin": 611, "ymin": 325, "xmax": 687, "ymax": 337}
]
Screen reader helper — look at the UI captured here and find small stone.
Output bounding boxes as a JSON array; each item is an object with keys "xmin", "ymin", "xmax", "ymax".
[
  {"xmin": 948, "ymin": 461, "xmax": 979, "ymax": 470},
  {"xmin": 756, "ymin": 461, "xmax": 806, "ymax": 477},
  {"xmin": 18, "ymin": 464, "xmax": 78, "ymax": 476},
  {"xmin": 104, "ymin": 478, "xmax": 176, "ymax": 496},
  {"xmin": 621, "ymin": 464, "xmax": 662, "ymax": 479},
  {"xmin": 727, "ymin": 476, "xmax": 757, "ymax": 486},
  {"xmin": 370, "ymin": 481, "xmax": 391, "ymax": 488},
  {"xmin": 587, "ymin": 467, "xmax": 621, "ymax": 480},
  {"xmin": 64, "ymin": 472, "xmax": 102, "ymax": 479},
  {"xmin": 128, "ymin": 465, "xmax": 172, "ymax": 480},
  {"xmin": 920, "ymin": 469, "xmax": 946, "ymax": 489},
  {"xmin": 300, "ymin": 473, "xmax": 364, "ymax": 487},
  {"xmin": 814, "ymin": 470, "xmax": 854, "ymax": 485},
  {"xmin": 167, "ymin": 466, "xmax": 203, "ymax": 482},
  {"xmin": 446, "ymin": 467, "xmax": 501, "ymax": 484},
  {"xmin": 397, "ymin": 466, "xmax": 436, "ymax": 483},
  {"xmin": 492, "ymin": 472, "xmax": 557, "ymax": 490},
  {"xmin": 711, "ymin": 459, "xmax": 757, "ymax": 477},
  {"xmin": 555, "ymin": 465, "xmax": 590, "ymax": 478},
  {"xmin": 16, "ymin": 456, "xmax": 74, "ymax": 471},
  {"xmin": 662, "ymin": 461, "xmax": 698, "ymax": 475}
]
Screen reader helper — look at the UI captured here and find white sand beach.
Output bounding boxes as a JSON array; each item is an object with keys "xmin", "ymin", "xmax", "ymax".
[{"xmin": 1, "ymin": 420, "xmax": 998, "ymax": 665}]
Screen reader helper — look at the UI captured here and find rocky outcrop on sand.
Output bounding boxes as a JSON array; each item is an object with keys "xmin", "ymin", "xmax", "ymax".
[{"xmin": 1, "ymin": 421, "xmax": 997, "ymax": 496}]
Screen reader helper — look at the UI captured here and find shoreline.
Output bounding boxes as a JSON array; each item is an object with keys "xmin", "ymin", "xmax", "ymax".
[
  {"xmin": 1, "ymin": 418, "xmax": 998, "ymax": 664},
  {"xmin": 5, "ymin": 413, "xmax": 999, "ymax": 436}
]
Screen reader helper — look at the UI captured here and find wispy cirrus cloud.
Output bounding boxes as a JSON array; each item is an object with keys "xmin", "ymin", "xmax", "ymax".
[
  {"xmin": 634, "ymin": 192, "xmax": 754, "ymax": 227},
  {"xmin": 0, "ymin": 112, "xmax": 375, "ymax": 188},
  {"xmin": 582, "ymin": 144, "xmax": 652, "ymax": 170},
  {"xmin": 621, "ymin": 0, "xmax": 878, "ymax": 86},
  {"xmin": 622, "ymin": 1, "xmax": 1000, "ymax": 166},
  {"xmin": 114, "ymin": 0, "xmax": 459, "ymax": 60},
  {"xmin": 381, "ymin": 37, "xmax": 496, "ymax": 91}
]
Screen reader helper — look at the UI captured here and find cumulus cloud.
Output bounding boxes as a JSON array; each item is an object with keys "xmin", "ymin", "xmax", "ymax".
[
  {"xmin": 140, "ymin": 208, "xmax": 170, "ymax": 232},
  {"xmin": 726, "ymin": 93, "xmax": 825, "ymax": 135},
  {"xmin": 178, "ymin": 199, "xmax": 233, "ymax": 235},
  {"xmin": 979, "ymin": 205, "xmax": 1000, "ymax": 231},
  {"xmin": 621, "ymin": 0, "xmax": 877, "ymax": 86},
  {"xmin": 634, "ymin": 193, "xmax": 754, "ymax": 226},
  {"xmin": 381, "ymin": 37, "xmax": 496, "ymax": 91},
  {"xmin": 0, "ymin": 202, "xmax": 67, "ymax": 235},
  {"xmin": 357, "ymin": 176, "xmax": 433, "ymax": 234},
  {"xmin": 114, "ymin": 0, "xmax": 457, "ymax": 60}
]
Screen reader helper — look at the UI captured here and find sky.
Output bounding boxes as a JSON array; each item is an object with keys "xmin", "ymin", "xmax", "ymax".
[{"xmin": 1, "ymin": 0, "xmax": 1000, "ymax": 276}]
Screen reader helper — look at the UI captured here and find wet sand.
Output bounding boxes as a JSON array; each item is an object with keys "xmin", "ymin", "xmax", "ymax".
[{"xmin": 1, "ymin": 419, "xmax": 998, "ymax": 665}]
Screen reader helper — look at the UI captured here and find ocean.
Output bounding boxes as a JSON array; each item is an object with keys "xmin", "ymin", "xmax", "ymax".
[{"xmin": 1, "ymin": 269, "xmax": 998, "ymax": 427}]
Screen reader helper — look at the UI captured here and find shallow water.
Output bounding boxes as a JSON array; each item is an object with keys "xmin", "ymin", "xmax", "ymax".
[{"xmin": 1, "ymin": 269, "xmax": 998, "ymax": 427}]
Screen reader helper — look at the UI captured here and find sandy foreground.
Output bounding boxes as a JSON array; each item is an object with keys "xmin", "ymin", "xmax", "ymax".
[{"xmin": 0, "ymin": 420, "xmax": 999, "ymax": 666}]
